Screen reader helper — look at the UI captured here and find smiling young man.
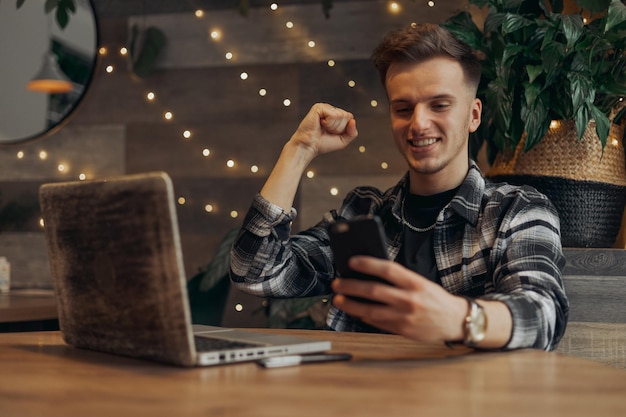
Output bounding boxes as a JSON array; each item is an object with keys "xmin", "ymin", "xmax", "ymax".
[{"xmin": 230, "ymin": 23, "xmax": 568, "ymax": 350}]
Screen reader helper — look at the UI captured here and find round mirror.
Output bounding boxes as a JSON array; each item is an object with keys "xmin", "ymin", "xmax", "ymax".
[{"xmin": 0, "ymin": 0, "xmax": 98, "ymax": 144}]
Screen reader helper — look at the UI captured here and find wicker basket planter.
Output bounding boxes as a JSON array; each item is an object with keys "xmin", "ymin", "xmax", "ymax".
[{"xmin": 487, "ymin": 120, "xmax": 626, "ymax": 248}]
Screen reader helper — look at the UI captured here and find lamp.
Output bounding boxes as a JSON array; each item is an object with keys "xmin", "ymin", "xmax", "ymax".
[{"xmin": 26, "ymin": 51, "xmax": 73, "ymax": 94}]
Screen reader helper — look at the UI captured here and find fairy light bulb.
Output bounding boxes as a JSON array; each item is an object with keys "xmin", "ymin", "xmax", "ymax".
[
  {"xmin": 330, "ymin": 187, "xmax": 339, "ymax": 196},
  {"xmin": 226, "ymin": 159, "xmax": 235, "ymax": 168},
  {"xmin": 182, "ymin": 130, "xmax": 192, "ymax": 139}
]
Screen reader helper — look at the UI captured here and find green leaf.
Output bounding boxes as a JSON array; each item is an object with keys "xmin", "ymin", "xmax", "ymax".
[
  {"xmin": 56, "ymin": 5, "xmax": 68, "ymax": 28},
  {"xmin": 559, "ymin": 14, "xmax": 584, "ymax": 49},
  {"xmin": 442, "ymin": 12, "xmax": 484, "ymax": 51},
  {"xmin": 502, "ymin": 13, "xmax": 533, "ymax": 36},
  {"xmin": 574, "ymin": 103, "xmax": 592, "ymax": 140},
  {"xmin": 568, "ymin": 70, "xmax": 594, "ymax": 113},
  {"xmin": 541, "ymin": 42, "xmax": 565, "ymax": 74},
  {"xmin": 606, "ymin": 0, "xmax": 626, "ymax": 33},
  {"xmin": 522, "ymin": 99, "xmax": 550, "ymax": 151},
  {"xmin": 501, "ymin": 44, "xmax": 525, "ymax": 67},
  {"xmin": 590, "ymin": 104, "xmax": 611, "ymax": 148},
  {"xmin": 484, "ymin": 12, "xmax": 507, "ymax": 35},
  {"xmin": 523, "ymin": 81, "xmax": 541, "ymax": 108},
  {"xmin": 526, "ymin": 65, "xmax": 543, "ymax": 83}
]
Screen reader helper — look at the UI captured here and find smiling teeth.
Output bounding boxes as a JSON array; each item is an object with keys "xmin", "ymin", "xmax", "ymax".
[{"xmin": 410, "ymin": 138, "xmax": 437, "ymax": 147}]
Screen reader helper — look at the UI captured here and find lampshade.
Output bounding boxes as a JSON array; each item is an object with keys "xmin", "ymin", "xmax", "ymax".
[{"xmin": 26, "ymin": 52, "xmax": 73, "ymax": 94}]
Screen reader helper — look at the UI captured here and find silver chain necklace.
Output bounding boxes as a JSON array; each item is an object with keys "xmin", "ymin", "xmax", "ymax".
[{"xmin": 401, "ymin": 195, "xmax": 437, "ymax": 233}]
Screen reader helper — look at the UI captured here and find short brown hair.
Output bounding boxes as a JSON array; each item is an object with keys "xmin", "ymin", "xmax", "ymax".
[{"xmin": 371, "ymin": 23, "xmax": 481, "ymax": 94}]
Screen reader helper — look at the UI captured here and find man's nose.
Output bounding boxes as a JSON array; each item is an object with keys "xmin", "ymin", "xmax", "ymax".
[{"xmin": 409, "ymin": 105, "xmax": 430, "ymax": 134}]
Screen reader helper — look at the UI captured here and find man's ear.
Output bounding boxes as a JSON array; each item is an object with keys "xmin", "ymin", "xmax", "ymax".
[{"xmin": 468, "ymin": 98, "xmax": 482, "ymax": 133}]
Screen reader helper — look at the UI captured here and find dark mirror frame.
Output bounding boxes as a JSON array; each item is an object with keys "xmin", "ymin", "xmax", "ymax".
[{"xmin": 0, "ymin": 0, "xmax": 100, "ymax": 145}]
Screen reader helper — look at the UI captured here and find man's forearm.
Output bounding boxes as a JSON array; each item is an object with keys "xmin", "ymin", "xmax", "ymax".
[{"xmin": 260, "ymin": 142, "xmax": 314, "ymax": 212}]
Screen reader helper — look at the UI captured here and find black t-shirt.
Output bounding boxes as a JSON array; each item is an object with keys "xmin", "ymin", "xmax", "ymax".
[{"xmin": 397, "ymin": 187, "xmax": 459, "ymax": 284}]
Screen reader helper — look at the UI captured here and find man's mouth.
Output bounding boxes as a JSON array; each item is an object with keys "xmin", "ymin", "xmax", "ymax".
[{"xmin": 408, "ymin": 138, "xmax": 438, "ymax": 147}]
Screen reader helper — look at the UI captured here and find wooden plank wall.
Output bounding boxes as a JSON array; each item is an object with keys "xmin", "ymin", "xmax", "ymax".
[
  {"xmin": 557, "ymin": 249, "xmax": 626, "ymax": 369},
  {"xmin": 0, "ymin": 1, "xmax": 457, "ymax": 326}
]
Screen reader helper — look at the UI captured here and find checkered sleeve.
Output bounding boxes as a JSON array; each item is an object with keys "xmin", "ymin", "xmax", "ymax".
[
  {"xmin": 482, "ymin": 191, "xmax": 569, "ymax": 351},
  {"xmin": 229, "ymin": 194, "xmax": 336, "ymax": 298}
]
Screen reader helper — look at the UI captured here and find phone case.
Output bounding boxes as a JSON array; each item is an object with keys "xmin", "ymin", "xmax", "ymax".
[{"xmin": 328, "ymin": 216, "xmax": 388, "ymax": 285}]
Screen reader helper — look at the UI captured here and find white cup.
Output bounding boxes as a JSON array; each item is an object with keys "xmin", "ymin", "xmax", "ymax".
[{"xmin": 0, "ymin": 257, "xmax": 10, "ymax": 293}]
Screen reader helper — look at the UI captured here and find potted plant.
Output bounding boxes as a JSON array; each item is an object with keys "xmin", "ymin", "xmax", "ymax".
[{"xmin": 443, "ymin": 0, "xmax": 626, "ymax": 248}]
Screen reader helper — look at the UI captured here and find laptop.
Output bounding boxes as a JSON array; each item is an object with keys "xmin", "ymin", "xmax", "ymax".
[{"xmin": 39, "ymin": 171, "xmax": 331, "ymax": 367}]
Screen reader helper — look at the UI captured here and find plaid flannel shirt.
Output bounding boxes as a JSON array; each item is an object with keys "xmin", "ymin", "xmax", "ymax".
[{"xmin": 230, "ymin": 160, "xmax": 569, "ymax": 350}]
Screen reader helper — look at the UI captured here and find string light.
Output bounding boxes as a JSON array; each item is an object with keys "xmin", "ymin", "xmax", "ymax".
[
  {"xmin": 72, "ymin": 5, "xmax": 402, "ymax": 228},
  {"xmin": 79, "ymin": 173, "xmax": 87, "ymax": 181},
  {"xmin": 16, "ymin": 151, "xmax": 24, "ymax": 159},
  {"xmin": 210, "ymin": 30, "xmax": 221, "ymax": 40},
  {"xmin": 428, "ymin": 1, "xmax": 435, "ymax": 7},
  {"xmin": 39, "ymin": 151, "xmax": 47, "ymax": 160}
]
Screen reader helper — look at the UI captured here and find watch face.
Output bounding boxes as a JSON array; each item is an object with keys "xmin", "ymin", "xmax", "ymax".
[{"xmin": 469, "ymin": 304, "xmax": 487, "ymax": 343}]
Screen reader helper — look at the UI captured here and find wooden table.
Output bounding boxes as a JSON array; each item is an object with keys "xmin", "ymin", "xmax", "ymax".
[{"xmin": 0, "ymin": 329, "xmax": 624, "ymax": 417}]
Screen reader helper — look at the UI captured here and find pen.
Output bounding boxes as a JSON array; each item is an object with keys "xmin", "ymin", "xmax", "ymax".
[{"xmin": 258, "ymin": 353, "xmax": 352, "ymax": 368}]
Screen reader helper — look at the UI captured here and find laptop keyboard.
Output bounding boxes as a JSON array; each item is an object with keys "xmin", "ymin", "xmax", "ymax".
[{"xmin": 194, "ymin": 336, "xmax": 262, "ymax": 352}]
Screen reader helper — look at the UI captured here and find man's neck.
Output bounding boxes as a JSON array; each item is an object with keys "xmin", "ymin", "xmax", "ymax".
[{"xmin": 408, "ymin": 160, "xmax": 469, "ymax": 196}]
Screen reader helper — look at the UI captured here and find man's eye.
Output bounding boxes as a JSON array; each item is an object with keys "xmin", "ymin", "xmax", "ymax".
[
  {"xmin": 432, "ymin": 103, "xmax": 451, "ymax": 111},
  {"xmin": 395, "ymin": 107, "xmax": 411, "ymax": 114}
]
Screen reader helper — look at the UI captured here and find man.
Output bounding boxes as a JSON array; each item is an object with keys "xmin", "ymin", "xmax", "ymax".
[{"xmin": 230, "ymin": 23, "xmax": 568, "ymax": 350}]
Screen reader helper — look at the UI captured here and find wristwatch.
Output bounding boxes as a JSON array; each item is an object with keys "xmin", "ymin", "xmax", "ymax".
[{"xmin": 460, "ymin": 296, "xmax": 487, "ymax": 347}]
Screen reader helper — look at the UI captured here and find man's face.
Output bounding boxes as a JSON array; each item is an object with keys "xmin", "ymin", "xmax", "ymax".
[{"xmin": 386, "ymin": 57, "xmax": 481, "ymax": 194}]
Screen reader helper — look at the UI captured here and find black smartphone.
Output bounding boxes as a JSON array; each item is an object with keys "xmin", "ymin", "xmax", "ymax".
[{"xmin": 328, "ymin": 216, "xmax": 390, "ymax": 299}]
